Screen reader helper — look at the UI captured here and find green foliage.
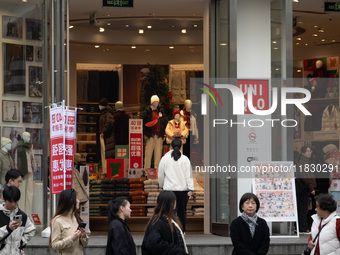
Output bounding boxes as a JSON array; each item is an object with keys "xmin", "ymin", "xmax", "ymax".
[{"xmin": 140, "ymin": 63, "xmax": 174, "ymax": 120}]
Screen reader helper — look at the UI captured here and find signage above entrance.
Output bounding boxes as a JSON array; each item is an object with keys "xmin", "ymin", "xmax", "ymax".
[
  {"xmin": 103, "ymin": 0, "xmax": 133, "ymax": 7},
  {"xmin": 324, "ymin": 2, "xmax": 340, "ymax": 12}
]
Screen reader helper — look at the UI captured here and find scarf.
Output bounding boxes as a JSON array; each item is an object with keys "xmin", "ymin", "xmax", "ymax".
[
  {"xmin": 241, "ymin": 212, "xmax": 258, "ymax": 238},
  {"xmin": 172, "ymin": 219, "xmax": 188, "ymax": 254}
]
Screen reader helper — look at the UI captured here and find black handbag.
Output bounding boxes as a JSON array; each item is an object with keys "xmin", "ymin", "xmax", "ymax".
[{"xmin": 301, "ymin": 223, "xmax": 327, "ymax": 255}]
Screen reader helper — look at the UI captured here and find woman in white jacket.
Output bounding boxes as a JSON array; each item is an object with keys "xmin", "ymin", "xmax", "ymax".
[
  {"xmin": 158, "ymin": 139, "xmax": 194, "ymax": 232},
  {"xmin": 307, "ymin": 194, "xmax": 340, "ymax": 255},
  {"xmin": 50, "ymin": 189, "xmax": 88, "ymax": 255}
]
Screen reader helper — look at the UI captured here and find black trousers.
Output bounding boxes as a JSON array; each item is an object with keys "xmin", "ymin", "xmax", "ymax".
[{"xmin": 173, "ymin": 191, "xmax": 189, "ymax": 232}]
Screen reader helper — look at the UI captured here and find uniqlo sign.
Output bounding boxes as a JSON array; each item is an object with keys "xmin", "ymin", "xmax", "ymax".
[
  {"xmin": 50, "ymin": 107, "xmax": 77, "ymax": 194},
  {"xmin": 129, "ymin": 119, "xmax": 143, "ymax": 169},
  {"xmin": 237, "ymin": 80, "xmax": 269, "ymax": 114}
]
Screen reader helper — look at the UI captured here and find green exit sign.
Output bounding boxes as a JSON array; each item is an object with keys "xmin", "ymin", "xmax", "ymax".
[
  {"xmin": 325, "ymin": 2, "xmax": 340, "ymax": 12},
  {"xmin": 103, "ymin": 0, "xmax": 133, "ymax": 7}
]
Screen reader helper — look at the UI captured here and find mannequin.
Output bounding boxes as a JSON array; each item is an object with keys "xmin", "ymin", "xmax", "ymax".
[
  {"xmin": 16, "ymin": 132, "xmax": 35, "ymax": 215},
  {"xmin": 142, "ymin": 95, "xmax": 167, "ymax": 169},
  {"xmin": 310, "ymin": 59, "xmax": 327, "ymax": 98},
  {"xmin": 180, "ymin": 99, "xmax": 199, "ymax": 158},
  {"xmin": 0, "ymin": 137, "xmax": 14, "ymax": 185},
  {"xmin": 113, "ymin": 101, "xmax": 130, "ymax": 145},
  {"xmin": 165, "ymin": 110, "xmax": 188, "ymax": 148}
]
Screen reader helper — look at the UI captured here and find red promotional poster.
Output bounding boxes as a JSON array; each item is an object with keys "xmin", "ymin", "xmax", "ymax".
[
  {"xmin": 237, "ymin": 79, "xmax": 269, "ymax": 114},
  {"xmin": 129, "ymin": 119, "xmax": 143, "ymax": 169},
  {"xmin": 106, "ymin": 158, "xmax": 125, "ymax": 179},
  {"xmin": 50, "ymin": 107, "xmax": 77, "ymax": 194},
  {"xmin": 31, "ymin": 214, "xmax": 41, "ymax": 225}
]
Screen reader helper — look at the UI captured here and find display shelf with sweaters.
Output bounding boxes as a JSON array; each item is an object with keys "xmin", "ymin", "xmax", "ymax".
[{"xmin": 89, "ymin": 177, "xmax": 204, "ymax": 232}]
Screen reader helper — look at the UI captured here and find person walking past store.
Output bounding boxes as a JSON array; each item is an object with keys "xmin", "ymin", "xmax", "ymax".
[
  {"xmin": 158, "ymin": 139, "xmax": 194, "ymax": 232},
  {"xmin": 230, "ymin": 193, "xmax": 270, "ymax": 255},
  {"xmin": 105, "ymin": 197, "xmax": 136, "ymax": 255},
  {"xmin": 142, "ymin": 190, "xmax": 188, "ymax": 255},
  {"xmin": 307, "ymin": 194, "xmax": 340, "ymax": 255},
  {"xmin": 296, "ymin": 145, "xmax": 317, "ymax": 234},
  {"xmin": 50, "ymin": 188, "xmax": 88, "ymax": 255},
  {"xmin": 0, "ymin": 186, "xmax": 36, "ymax": 255}
]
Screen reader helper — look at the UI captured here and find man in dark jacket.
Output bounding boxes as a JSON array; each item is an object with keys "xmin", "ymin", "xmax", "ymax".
[{"xmin": 142, "ymin": 95, "xmax": 167, "ymax": 169}]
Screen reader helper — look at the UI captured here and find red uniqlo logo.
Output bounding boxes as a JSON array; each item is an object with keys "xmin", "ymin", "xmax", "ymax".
[{"xmin": 67, "ymin": 116, "xmax": 75, "ymax": 125}]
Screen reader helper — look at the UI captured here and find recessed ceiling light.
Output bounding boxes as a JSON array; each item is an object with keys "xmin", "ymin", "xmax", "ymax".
[
  {"xmin": 125, "ymin": 24, "xmax": 130, "ymax": 28},
  {"xmin": 107, "ymin": 23, "xmax": 111, "ymax": 26},
  {"xmin": 292, "ymin": 0, "xmax": 299, "ymax": 2},
  {"xmin": 181, "ymin": 29, "xmax": 187, "ymax": 34},
  {"xmin": 145, "ymin": 49, "xmax": 152, "ymax": 52},
  {"xmin": 99, "ymin": 27, "xmax": 105, "ymax": 32},
  {"xmin": 131, "ymin": 46, "xmax": 136, "ymax": 49},
  {"xmin": 69, "ymin": 25, "xmax": 74, "ymax": 29},
  {"xmin": 312, "ymin": 34, "xmax": 318, "ymax": 37},
  {"xmin": 276, "ymin": 68, "xmax": 280, "ymax": 71},
  {"xmin": 272, "ymin": 41, "xmax": 277, "ymax": 44},
  {"xmin": 297, "ymin": 37, "xmax": 302, "ymax": 41},
  {"xmin": 332, "ymin": 39, "xmax": 336, "ymax": 42},
  {"xmin": 64, "ymin": 43, "xmax": 66, "ymax": 46},
  {"xmin": 314, "ymin": 25, "xmax": 318, "ymax": 28},
  {"xmin": 169, "ymin": 46, "xmax": 174, "ymax": 49},
  {"xmin": 147, "ymin": 26, "xmax": 152, "ymax": 29},
  {"xmin": 139, "ymin": 29, "xmax": 144, "ymax": 34},
  {"xmin": 220, "ymin": 43, "xmax": 227, "ymax": 46},
  {"xmin": 193, "ymin": 24, "xmax": 198, "ymax": 28},
  {"xmin": 149, "ymin": 13, "xmax": 155, "ymax": 16},
  {"xmin": 297, "ymin": 69, "xmax": 302, "ymax": 73},
  {"xmin": 321, "ymin": 39, "xmax": 325, "ymax": 42},
  {"xmin": 170, "ymin": 25, "xmax": 175, "ymax": 28},
  {"xmin": 274, "ymin": 47, "xmax": 279, "ymax": 50},
  {"xmin": 95, "ymin": 45, "xmax": 100, "ymax": 48},
  {"xmin": 305, "ymin": 43, "xmax": 308, "ymax": 46},
  {"xmin": 296, "ymin": 43, "xmax": 300, "ymax": 45},
  {"xmin": 21, "ymin": 0, "xmax": 28, "ymax": 2},
  {"xmin": 107, "ymin": 14, "xmax": 110, "ymax": 17},
  {"xmin": 318, "ymin": 28, "xmax": 324, "ymax": 33}
]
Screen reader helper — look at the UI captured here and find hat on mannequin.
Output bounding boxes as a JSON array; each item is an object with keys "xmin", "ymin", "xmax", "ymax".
[
  {"xmin": 150, "ymin": 95, "xmax": 160, "ymax": 105},
  {"xmin": 1, "ymin": 138, "xmax": 11, "ymax": 148},
  {"xmin": 115, "ymin": 101, "xmax": 125, "ymax": 111},
  {"xmin": 173, "ymin": 109, "xmax": 181, "ymax": 118}
]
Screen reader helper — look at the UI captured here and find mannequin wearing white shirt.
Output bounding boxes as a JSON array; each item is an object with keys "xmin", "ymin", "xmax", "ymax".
[{"xmin": 0, "ymin": 138, "xmax": 14, "ymax": 185}]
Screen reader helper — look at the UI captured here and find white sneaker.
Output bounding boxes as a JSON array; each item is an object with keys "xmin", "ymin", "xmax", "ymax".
[{"xmin": 300, "ymin": 231, "xmax": 311, "ymax": 235}]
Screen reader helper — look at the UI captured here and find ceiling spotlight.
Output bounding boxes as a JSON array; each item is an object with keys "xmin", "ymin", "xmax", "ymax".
[
  {"xmin": 321, "ymin": 39, "xmax": 325, "ymax": 42},
  {"xmin": 21, "ymin": 0, "xmax": 28, "ymax": 2},
  {"xmin": 131, "ymin": 46, "xmax": 136, "ymax": 49},
  {"xmin": 274, "ymin": 47, "xmax": 279, "ymax": 50},
  {"xmin": 296, "ymin": 43, "xmax": 300, "ymax": 45},
  {"xmin": 193, "ymin": 24, "xmax": 198, "ymax": 28},
  {"xmin": 169, "ymin": 46, "xmax": 174, "ymax": 49},
  {"xmin": 95, "ymin": 45, "xmax": 100, "ymax": 48},
  {"xmin": 125, "ymin": 24, "xmax": 130, "ymax": 28},
  {"xmin": 272, "ymin": 41, "xmax": 277, "ymax": 44},
  {"xmin": 297, "ymin": 69, "xmax": 302, "ymax": 73},
  {"xmin": 276, "ymin": 68, "xmax": 280, "ymax": 71},
  {"xmin": 69, "ymin": 25, "xmax": 74, "ymax": 29},
  {"xmin": 292, "ymin": 0, "xmax": 299, "ymax": 2},
  {"xmin": 99, "ymin": 27, "xmax": 105, "ymax": 32},
  {"xmin": 297, "ymin": 37, "xmax": 302, "ymax": 41},
  {"xmin": 139, "ymin": 29, "xmax": 144, "ymax": 34},
  {"xmin": 181, "ymin": 29, "xmax": 187, "ymax": 34},
  {"xmin": 145, "ymin": 49, "xmax": 152, "ymax": 52},
  {"xmin": 107, "ymin": 23, "xmax": 111, "ymax": 26},
  {"xmin": 318, "ymin": 28, "xmax": 324, "ymax": 33},
  {"xmin": 314, "ymin": 25, "xmax": 318, "ymax": 28},
  {"xmin": 305, "ymin": 43, "xmax": 308, "ymax": 46},
  {"xmin": 332, "ymin": 39, "xmax": 336, "ymax": 42},
  {"xmin": 170, "ymin": 25, "xmax": 175, "ymax": 28},
  {"xmin": 220, "ymin": 43, "xmax": 227, "ymax": 46},
  {"xmin": 312, "ymin": 34, "xmax": 318, "ymax": 37},
  {"xmin": 147, "ymin": 26, "xmax": 152, "ymax": 29}
]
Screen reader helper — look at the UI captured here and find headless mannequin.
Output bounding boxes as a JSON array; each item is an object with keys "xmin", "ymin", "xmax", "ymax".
[
  {"xmin": 143, "ymin": 95, "xmax": 166, "ymax": 169},
  {"xmin": 180, "ymin": 99, "xmax": 199, "ymax": 158},
  {"xmin": 0, "ymin": 139, "xmax": 13, "ymax": 185},
  {"xmin": 16, "ymin": 132, "xmax": 35, "ymax": 215}
]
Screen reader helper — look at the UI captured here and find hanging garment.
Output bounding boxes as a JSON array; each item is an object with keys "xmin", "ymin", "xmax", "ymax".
[{"xmin": 321, "ymin": 105, "xmax": 339, "ymax": 131}]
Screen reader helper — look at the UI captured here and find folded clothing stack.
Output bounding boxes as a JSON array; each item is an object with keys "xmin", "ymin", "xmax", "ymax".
[
  {"xmin": 115, "ymin": 192, "xmax": 129, "ymax": 199},
  {"xmin": 130, "ymin": 190, "xmax": 148, "ymax": 205},
  {"xmin": 131, "ymin": 206, "xmax": 146, "ymax": 217},
  {"xmin": 144, "ymin": 179, "xmax": 161, "ymax": 192},
  {"xmin": 101, "ymin": 192, "xmax": 116, "ymax": 204},
  {"xmin": 194, "ymin": 191, "xmax": 204, "ymax": 204},
  {"xmin": 101, "ymin": 178, "xmax": 116, "ymax": 192},
  {"xmin": 89, "ymin": 192, "xmax": 101, "ymax": 204},
  {"xmin": 129, "ymin": 178, "xmax": 145, "ymax": 191},
  {"xmin": 100, "ymin": 205, "xmax": 108, "ymax": 216},
  {"xmin": 147, "ymin": 192, "xmax": 159, "ymax": 204},
  {"xmin": 90, "ymin": 180, "xmax": 102, "ymax": 192},
  {"xmin": 193, "ymin": 207, "xmax": 204, "ymax": 216},
  {"xmin": 116, "ymin": 178, "xmax": 130, "ymax": 191},
  {"xmin": 186, "ymin": 206, "xmax": 194, "ymax": 216},
  {"xmin": 147, "ymin": 207, "xmax": 155, "ymax": 217},
  {"xmin": 89, "ymin": 206, "xmax": 100, "ymax": 216}
]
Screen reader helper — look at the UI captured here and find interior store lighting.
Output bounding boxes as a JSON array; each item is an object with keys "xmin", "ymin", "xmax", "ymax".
[
  {"xmin": 169, "ymin": 46, "xmax": 174, "ymax": 49},
  {"xmin": 181, "ymin": 29, "xmax": 187, "ymax": 34},
  {"xmin": 332, "ymin": 40, "xmax": 336, "ymax": 42},
  {"xmin": 107, "ymin": 23, "xmax": 111, "ymax": 26},
  {"xmin": 99, "ymin": 27, "xmax": 105, "ymax": 32},
  {"xmin": 147, "ymin": 26, "xmax": 152, "ymax": 29},
  {"xmin": 125, "ymin": 24, "xmax": 130, "ymax": 28},
  {"xmin": 95, "ymin": 45, "xmax": 100, "ymax": 48},
  {"xmin": 220, "ymin": 43, "xmax": 227, "ymax": 46},
  {"xmin": 312, "ymin": 34, "xmax": 318, "ymax": 37},
  {"xmin": 131, "ymin": 46, "xmax": 136, "ymax": 49},
  {"xmin": 292, "ymin": 0, "xmax": 299, "ymax": 2},
  {"xmin": 272, "ymin": 41, "xmax": 277, "ymax": 44},
  {"xmin": 297, "ymin": 37, "xmax": 302, "ymax": 40},
  {"xmin": 69, "ymin": 25, "xmax": 74, "ymax": 29},
  {"xmin": 321, "ymin": 39, "xmax": 325, "ymax": 42},
  {"xmin": 193, "ymin": 24, "xmax": 198, "ymax": 27},
  {"xmin": 139, "ymin": 29, "xmax": 144, "ymax": 34},
  {"xmin": 21, "ymin": 0, "xmax": 28, "ymax": 2}
]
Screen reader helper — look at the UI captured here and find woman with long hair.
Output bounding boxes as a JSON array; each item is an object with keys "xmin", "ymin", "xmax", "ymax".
[
  {"xmin": 158, "ymin": 139, "xmax": 194, "ymax": 232},
  {"xmin": 142, "ymin": 190, "xmax": 188, "ymax": 255},
  {"xmin": 105, "ymin": 197, "xmax": 136, "ymax": 255},
  {"xmin": 49, "ymin": 188, "xmax": 88, "ymax": 255}
]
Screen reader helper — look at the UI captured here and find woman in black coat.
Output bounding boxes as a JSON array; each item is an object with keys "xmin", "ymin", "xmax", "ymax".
[
  {"xmin": 230, "ymin": 193, "xmax": 270, "ymax": 255},
  {"xmin": 106, "ymin": 197, "xmax": 136, "ymax": 255},
  {"xmin": 142, "ymin": 191, "xmax": 188, "ymax": 255}
]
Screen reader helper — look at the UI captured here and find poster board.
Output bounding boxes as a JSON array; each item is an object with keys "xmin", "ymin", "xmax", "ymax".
[{"xmin": 252, "ymin": 161, "xmax": 299, "ymax": 237}]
